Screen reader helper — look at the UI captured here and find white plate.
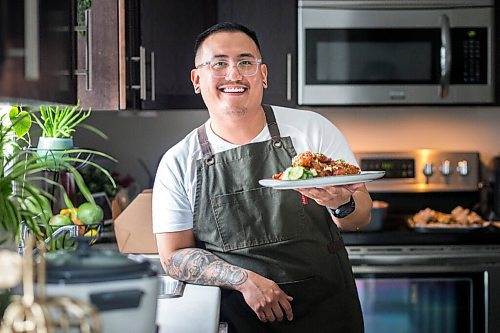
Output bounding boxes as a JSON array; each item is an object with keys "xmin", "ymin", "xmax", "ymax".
[{"xmin": 258, "ymin": 171, "xmax": 385, "ymax": 190}]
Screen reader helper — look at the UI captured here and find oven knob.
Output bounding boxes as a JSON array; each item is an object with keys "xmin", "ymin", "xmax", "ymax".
[
  {"xmin": 440, "ymin": 160, "xmax": 451, "ymax": 176},
  {"xmin": 423, "ymin": 163, "xmax": 434, "ymax": 177},
  {"xmin": 457, "ymin": 160, "xmax": 468, "ymax": 176}
]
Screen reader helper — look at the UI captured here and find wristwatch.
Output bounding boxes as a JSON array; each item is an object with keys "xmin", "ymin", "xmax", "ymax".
[{"xmin": 328, "ymin": 195, "xmax": 356, "ymax": 218}]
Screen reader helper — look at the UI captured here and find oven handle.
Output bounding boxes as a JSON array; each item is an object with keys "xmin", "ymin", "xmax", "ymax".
[{"xmin": 439, "ymin": 14, "xmax": 451, "ymax": 99}]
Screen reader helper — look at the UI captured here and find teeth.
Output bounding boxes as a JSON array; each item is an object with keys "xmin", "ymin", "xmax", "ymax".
[{"xmin": 222, "ymin": 87, "xmax": 245, "ymax": 93}]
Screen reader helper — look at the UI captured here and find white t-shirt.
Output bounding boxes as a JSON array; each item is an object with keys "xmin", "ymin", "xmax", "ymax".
[{"xmin": 152, "ymin": 105, "xmax": 357, "ymax": 233}]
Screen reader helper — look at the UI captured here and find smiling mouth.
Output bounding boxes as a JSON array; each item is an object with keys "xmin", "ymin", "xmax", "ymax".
[{"xmin": 218, "ymin": 86, "xmax": 247, "ymax": 94}]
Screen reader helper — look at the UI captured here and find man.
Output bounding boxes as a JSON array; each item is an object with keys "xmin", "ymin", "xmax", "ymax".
[{"xmin": 153, "ymin": 22, "xmax": 372, "ymax": 332}]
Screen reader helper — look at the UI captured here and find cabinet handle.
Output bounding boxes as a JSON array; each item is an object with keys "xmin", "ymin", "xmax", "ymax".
[
  {"xmin": 130, "ymin": 47, "xmax": 153, "ymax": 101},
  {"xmin": 139, "ymin": 46, "xmax": 147, "ymax": 100},
  {"xmin": 286, "ymin": 53, "xmax": 292, "ymax": 101},
  {"xmin": 74, "ymin": 9, "xmax": 93, "ymax": 91},
  {"xmin": 151, "ymin": 51, "xmax": 156, "ymax": 101},
  {"xmin": 24, "ymin": 0, "xmax": 39, "ymax": 81}
]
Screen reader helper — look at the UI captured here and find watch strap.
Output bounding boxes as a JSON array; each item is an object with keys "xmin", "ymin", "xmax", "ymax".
[{"xmin": 328, "ymin": 195, "xmax": 356, "ymax": 218}]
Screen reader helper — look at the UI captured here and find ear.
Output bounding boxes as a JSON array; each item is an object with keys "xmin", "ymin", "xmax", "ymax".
[
  {"xmin": 191, "ymin": 69, "xmax": 200, "ymax": 94},
  {"xmin": 260, "ymin": 63, "xmax": 268, "ymax": 82}
]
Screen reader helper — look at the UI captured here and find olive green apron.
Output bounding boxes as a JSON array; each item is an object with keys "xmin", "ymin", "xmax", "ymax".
[{"xmin": 193, "ymin": 105, "xmax": 363, "ymax": 333}]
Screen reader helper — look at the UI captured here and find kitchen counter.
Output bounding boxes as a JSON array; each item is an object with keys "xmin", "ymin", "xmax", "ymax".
[
  {"xmin": 342, "ymin": 223, "xmax": 500, "ymax": 246},
  {"xmin": 156, "ymin": 283, "xmax": 221, "ymax": 333}
]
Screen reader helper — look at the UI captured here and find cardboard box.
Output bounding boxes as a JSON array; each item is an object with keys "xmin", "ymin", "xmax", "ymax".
[{"xmin": 114, "ymin": 189, "xmax": 158, "ymax": 254}]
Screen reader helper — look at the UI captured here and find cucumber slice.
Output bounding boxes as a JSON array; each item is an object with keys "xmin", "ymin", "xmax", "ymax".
[{"xmin": 288, "ymin": 166, "xmax": 305, "ymax": 180}]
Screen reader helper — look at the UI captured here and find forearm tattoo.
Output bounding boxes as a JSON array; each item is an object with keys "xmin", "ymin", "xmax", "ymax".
[{"xmin": 163, "ymin": 248, "xmax": 248, "ymax": 289}]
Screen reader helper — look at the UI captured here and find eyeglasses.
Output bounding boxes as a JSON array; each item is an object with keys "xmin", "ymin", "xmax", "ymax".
[{"xmin": 196, "ymin": 58, "xmax": 263, "ymax": 77}]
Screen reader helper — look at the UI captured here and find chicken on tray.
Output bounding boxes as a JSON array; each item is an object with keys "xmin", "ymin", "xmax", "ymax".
[
  {"xmin": 408, "ymin": 206, "xmax": 487, "ymax": 228},
  {"xmin": 273, "ymin": 151, "xmax": 361, "ymax": 180}
]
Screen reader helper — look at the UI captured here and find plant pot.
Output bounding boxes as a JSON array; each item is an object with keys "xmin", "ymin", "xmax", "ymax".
[{"xmin": 36, "ymin": 137, "xmax": 74, "ymax": 170}]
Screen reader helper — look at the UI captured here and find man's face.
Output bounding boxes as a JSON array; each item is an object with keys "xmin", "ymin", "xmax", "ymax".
[{"xmin": 191, "ymin": 31, "xmax": 268, "ymax": 116}]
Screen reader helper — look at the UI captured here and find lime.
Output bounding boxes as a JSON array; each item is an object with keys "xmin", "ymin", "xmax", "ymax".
[
  {"xmin": 77, "ymin": 203, "xmax": 104, "ymax": 225},
  {"xmin": 49, "ymin": 214, "xmax": 73, "ymax": 226}
]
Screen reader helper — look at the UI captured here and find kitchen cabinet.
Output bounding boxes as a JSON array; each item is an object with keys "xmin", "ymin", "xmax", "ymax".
[
  {"xmin": 76, "ymin": 0, "xmax": 123, "ymax": 110},
  {"xmin": 0, "ymin": 0, "xmax": 76, "ymax": 105},
  {"xmin": 2, "ymin": 1, "xmax": 297, "ymax": 110},
  {"xmin": 125, "ymin": 0, "xmax": 217, "ymax": 110},
  {"xmin": 218, "ymin": 0, "xmax": 297, "ymax": 107},
  {"xmin": 0, "ymin": 0, "xmax": 122, "ymax": 110},
  {"xmin": 124, "ymin": 0, "xmax": 296, "ymax": 110}
]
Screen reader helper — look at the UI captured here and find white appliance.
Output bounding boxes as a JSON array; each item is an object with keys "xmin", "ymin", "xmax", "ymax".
[{"xmin": 143, "ymin": 255, "xmax": 223, "ymax": 333}]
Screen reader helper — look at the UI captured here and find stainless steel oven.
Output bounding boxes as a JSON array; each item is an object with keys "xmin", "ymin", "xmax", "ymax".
[
  {"xmin": 347, "ymin": 245, "xmax": 500, "ymax": 333},
  {"xmin": 343, "ymin": 150, "xmax": 500, "ymax": 332},
  {"xmin": 298, "ymin": 0, "xmax": 495, "ymax": 105}
]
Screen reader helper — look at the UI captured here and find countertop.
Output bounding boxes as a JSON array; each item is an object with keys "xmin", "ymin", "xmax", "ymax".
[
  {"xmin": 342, "ymin": 216, "xmax": 500, "ymax": 246},
  {"xmin": 156, "ymin": 283, "xmax": 221, "ymax": 333}
]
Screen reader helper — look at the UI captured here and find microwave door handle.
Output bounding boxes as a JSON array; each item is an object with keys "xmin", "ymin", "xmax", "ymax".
[{"xmin": 439, "ymin": 14, "xmax": 451, "ymax": 99}]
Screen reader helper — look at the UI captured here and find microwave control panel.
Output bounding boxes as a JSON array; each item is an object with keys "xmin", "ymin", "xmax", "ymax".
[{"xmin": 451, "ymin": 28, "xmax": 488, "ymax": 84}]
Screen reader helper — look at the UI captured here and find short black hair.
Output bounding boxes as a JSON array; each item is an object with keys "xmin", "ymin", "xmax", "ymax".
[{"xmin": 194, "ymin": 22, "xmax": 261, "ymax": 60}]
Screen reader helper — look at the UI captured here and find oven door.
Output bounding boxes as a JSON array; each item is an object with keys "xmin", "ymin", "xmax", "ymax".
[
  {"xmin": 355, "ymin": 270, "xmax": 485, "ymax": 333},
  {"xmin": 297, "ymin": 3, "xmax": 494, "ymax": 105},
  {"xmin": 348, "ymin": 245, "xmax": 500, "ymax": 333}
]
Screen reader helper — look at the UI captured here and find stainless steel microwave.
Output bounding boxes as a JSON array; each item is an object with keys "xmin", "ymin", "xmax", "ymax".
[{"xmin": 298, "ymin": 0, "xmax": 495, "ymax": 105}]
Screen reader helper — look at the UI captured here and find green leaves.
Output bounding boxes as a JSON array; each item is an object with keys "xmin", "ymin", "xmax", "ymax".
[
  {"xmin": 1, "ymin": 103, "xmax": 116, "ymax": 248},
  {"xmin": 33, "ymin": 103, "xmax": 92, "ymax": 139},
  {"xmin": 8, "ymin": 106, "xmax": 32, "ymax": 138}
]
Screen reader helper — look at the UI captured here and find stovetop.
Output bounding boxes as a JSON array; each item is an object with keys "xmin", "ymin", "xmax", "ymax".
[{"xmin": 341, "ymin": 216, "xmax": 500, "ymax": 246}]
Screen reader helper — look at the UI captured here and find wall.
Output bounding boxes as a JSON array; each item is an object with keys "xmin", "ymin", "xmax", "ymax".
[{"xmin": 76, "ymin": 106, "xmax": 500, "ymax": 191}]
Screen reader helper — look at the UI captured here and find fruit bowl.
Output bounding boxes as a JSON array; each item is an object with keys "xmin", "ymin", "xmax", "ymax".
[{"xmin": 35, "ymin": 222, "xmax": 103, "ymax": 251}]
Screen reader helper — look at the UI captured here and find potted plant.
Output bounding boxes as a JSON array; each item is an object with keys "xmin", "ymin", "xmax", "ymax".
[
  {"xmin": 0, "ymin": 104, "xmax": 115, "ymax": 251},
  {"xmin": 32, "ymin": 103, "xmax": 106, "ymax": 170}
]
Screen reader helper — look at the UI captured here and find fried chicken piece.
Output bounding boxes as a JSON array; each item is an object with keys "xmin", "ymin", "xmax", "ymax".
[{"xmin": 412, "ymin": 208, "xmax": 435, "ymax": 225}]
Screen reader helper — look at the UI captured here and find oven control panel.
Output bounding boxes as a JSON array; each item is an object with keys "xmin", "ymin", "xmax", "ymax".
[
  {"xmin": 355, "ymin": 150, "xmax": 480, "ymax": 192},
  {"xmin": 360, "ymin": 158, "xmax": 415, "ymax": 179}
]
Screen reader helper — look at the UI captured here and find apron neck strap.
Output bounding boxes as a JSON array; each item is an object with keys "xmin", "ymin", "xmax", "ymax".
[
  {"xmin": 197, "ymin": 105, "xmax": 283, "ymax": 165},
  {"xmin": 197, "ymin": 124, "xmax": 215, "ymax": 165},
  {"xmin": 262, "ymin": 104, "xmax": 283, "ymax": 148}
]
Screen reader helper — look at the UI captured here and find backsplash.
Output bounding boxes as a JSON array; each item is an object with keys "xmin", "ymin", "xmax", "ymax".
[{"xmin": 76, "ymin": 106, "xmax": 500, "ymax": 191}]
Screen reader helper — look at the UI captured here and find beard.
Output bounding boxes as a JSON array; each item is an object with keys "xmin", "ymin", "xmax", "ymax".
[{"xmin": 221, "ymin": 106, "xmax": 247, "ymax": 117}]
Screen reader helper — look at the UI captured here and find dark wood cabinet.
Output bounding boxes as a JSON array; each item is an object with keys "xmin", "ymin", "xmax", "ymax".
[
  {"xmin": 0, "ymin": 0, "xmax": 76, "ymax": 105},
  {"xmin": 125, "ymin": 0, "xmax": 217, "ymax": 110},
  {"xmin": 1, "ymin": 0, "xmax": 297, "ymax": 110},
  {"xmin": 0, "ymin": 0, "xmax": 122, "ymax": 110},
  {"xmin": 77, "ymin": 0, "xmax": 122, "ymax": 111},
  {"xmin": 218, "ymin": 0, "xmax": 297, "ymax": 107},
  {"xmin": 124, "ymin": 0, "xmax": 296, "ymax": 110}
]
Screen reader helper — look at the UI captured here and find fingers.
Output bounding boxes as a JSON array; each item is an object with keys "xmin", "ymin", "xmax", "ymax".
[
  {"xmin": 344, "ymin": 183, "xmax": 364, "ymax": 191},
  {"xmin": 241, "ymin": 273, "xmax": 294, "ymax": 323},
  {"xmin": 263, "ymin": 307, "xmax": 277, "ymax": 322},
  {"xmin": 280, "ymin": 296, "xmax": 294, "ymax": 321},
  {"xmin": 255, "ymin": 293, "xmax": 294, "ymax": 323},
  {"xmin": 259, "ymin": 298, "xmax": 293, "ymax": 322}
]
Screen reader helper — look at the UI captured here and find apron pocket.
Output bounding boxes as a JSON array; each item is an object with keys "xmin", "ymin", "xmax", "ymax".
[
  {"xmin": 211, "ymin": 187, "xmax": 306, "ymax": 251},
  {"xmin": 276, "ymin": 277, "xmax": 331, "ymax": 320}
]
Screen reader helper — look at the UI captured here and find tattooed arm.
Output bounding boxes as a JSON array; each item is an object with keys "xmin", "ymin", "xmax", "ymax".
[{"xmin": 156, "ymin": 230, "xmax": 294, "ymax": 322}]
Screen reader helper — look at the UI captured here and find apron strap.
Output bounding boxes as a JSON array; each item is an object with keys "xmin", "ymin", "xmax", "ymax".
[
  {"xmin": 197, "ymin": 124, "xmax": 215, "ymax": 166},
  {"xmin": 262, "ymin": 104, "xmax": 283, "ymax": 149},
  {"xmin": 196, "ymin": 105, "xmax": 283, "ymax": 165}
]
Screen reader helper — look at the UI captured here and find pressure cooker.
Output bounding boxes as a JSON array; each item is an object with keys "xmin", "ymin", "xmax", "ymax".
[{"xmin": 43, "ymin": 240, "xmax": 159, "ymax": 333}]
